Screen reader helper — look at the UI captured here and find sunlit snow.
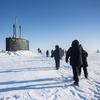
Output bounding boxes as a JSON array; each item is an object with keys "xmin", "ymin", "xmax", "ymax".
[{"xmin": 0, "ymin": 51, "xmax": 100, "ymax": 100}]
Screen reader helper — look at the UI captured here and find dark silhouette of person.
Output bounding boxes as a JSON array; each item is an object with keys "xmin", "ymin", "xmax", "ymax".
[
  {"xmin": 79, "ymin": 45, "xmax": 88, "ymax": 78},
  {"xmin": 59, "ymin": 48, "xmax": 64, "ymax": 60},
  {"xmin": 38, "ymin": 48, "xmax": 41, "ymax": 53},
  {"xmin": 51, "ymin": 45, "xmax": 60, "ymax": 70},
  {"xmin": 51, "ymin": 50, "xmax": 54, "ymax": 57},
  {"xmin": 66, "ymin": 40, "xmax": 83, "ymax": 85},
  {"xmin": 46, "ymin": 50, "xmax": 49, "ymax": 57}
]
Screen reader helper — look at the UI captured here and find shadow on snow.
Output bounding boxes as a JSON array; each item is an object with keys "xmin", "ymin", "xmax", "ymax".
[
  {"xmin": 0, "ymin": 65, "xmax": 70, "ymax": 74},
  {"xmin": 0, "ymin": 77, "xmax": 73, "ymax": 92},
  {"xmin": 0, "ymin": 67, "xmax": 56, "ymax": 73}
]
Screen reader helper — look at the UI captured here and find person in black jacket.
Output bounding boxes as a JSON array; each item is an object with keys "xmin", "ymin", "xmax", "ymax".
[
  {"xmin": 51, "ymin": 45, "xmax": 60, "ymax": 70},
  {"xmin": 79, "ymin": 45, "xmax": 88, "ymax": 78},
  {"xmin": 46, "ymin": 50, "xmax": 49, "ymax": 57},
  {"xmin": 66, "ymin": 40, "xmax": 82, "ymax": 85}
]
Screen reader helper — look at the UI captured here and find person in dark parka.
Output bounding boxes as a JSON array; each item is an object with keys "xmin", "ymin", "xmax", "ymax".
[
  {"xmin": 51, "ymin": 50, "xmax": 54, "ymax": 57},
  {"xmin": 46, "ymin": 50, "xmax": 49, "ymax": 57},
  {"xmin": 66, "ymin": 40, "xmax": 82, "ymax": 85},
  {"xmin": 51, "ymin": 45, "xmax": 60, "ymax": 70},
  {"xmin": 79, "ymin": 45, "xmax": 88, "ymax": 78}
]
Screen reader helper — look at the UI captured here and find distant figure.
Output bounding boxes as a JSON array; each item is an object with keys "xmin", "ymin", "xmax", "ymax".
[
  {"xmin": 66, "ymin": 40, "xmax": 82, "ymax": 86},
  {"xmin": 46, "ymin": 50, "xmax": 49, "ymax": 57},
  {"xmin": 96, "ymin": 49, "xmax": 100, "ymax": 53},
  {"xmin": 51, "ymin": 45, "xmax": 60, "ymax": 70},
  {"xmin": 37, "ymin": 48, "xmax": 40, "ymax": 53},
  {"xmin": 51, "ymin": 50, "xmax": 54, "ymax": 57},
  {"xmin": 37, "ymin": 48, "xmax": 42, "ymax": 54},
  {"xmin": 59, "ymin": 48, "xmax": 64, "ymax": 60},
  {"xmin": 79, "ymin": 45, "xmax": 88, "ymax": 78}
]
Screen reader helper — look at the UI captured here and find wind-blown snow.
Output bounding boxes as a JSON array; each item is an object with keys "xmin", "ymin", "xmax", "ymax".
[{"xmin": 0, "ymin": 51, "xmax": 100, "ymax": 100}]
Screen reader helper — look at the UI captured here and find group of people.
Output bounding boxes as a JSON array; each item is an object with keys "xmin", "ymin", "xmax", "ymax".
[
  {"xmin": 37, "ymin": 48, "xmax": 42, "ymax": 54},
  {"xmin": 51, "ymin": 40, "xmax": 88, "ymax": 86}
]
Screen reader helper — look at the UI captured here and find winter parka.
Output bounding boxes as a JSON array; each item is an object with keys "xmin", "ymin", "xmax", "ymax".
[
  {"xmin": 51, "ymin": 46, "xmax": 60, "ymax": 60},
  {"xmin": 66, "ymin": 40, "xmax": 83, "ymax": 67}
]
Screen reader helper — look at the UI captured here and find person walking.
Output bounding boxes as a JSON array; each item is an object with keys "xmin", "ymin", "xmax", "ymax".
[
  {"xmin": 46, "ymin": 50, "xmax": 49, "ymax": 57},
  {"xmin": 65, "ymin": 40, "xmax": 82, "ymax": 86},
  {"xmin": 51, "ymin": 50, "xmax": 54, "ymax": 57},
  {"xmin": 51, "ymin": 45, "xmax": 60, "ymax": 70},
  {"xmin": 79, "ymin": 45, "xmax": 88, "ymax": 78}
]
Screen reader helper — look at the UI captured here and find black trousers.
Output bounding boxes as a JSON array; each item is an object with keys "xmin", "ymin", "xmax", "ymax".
[
  {"xmin": 79, "ymin": 66, "xmax": 88, "ymax": 78},
  {"xmin": 55, "ymin": 59, "xmax": 60, "ymax": 70},
  {"xmin": 72, "ymin": 66, "xmax": 79, "ymax": 83}
]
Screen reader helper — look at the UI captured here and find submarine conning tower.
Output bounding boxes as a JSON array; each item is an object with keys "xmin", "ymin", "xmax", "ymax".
[{"xmin": 6, "ymin": 21, "xmax": 29, "ymax": 51}]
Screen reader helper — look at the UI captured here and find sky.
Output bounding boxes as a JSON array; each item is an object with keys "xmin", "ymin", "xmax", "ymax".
[{"xmin": 0, "ymin": 0, "xmax": 100, "ymax": 52}]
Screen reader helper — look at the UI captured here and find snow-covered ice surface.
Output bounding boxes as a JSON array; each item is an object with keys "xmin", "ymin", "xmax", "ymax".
[{"xmin": 0, "ymin": 51, "xmax": 100, "ymax": 100}]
